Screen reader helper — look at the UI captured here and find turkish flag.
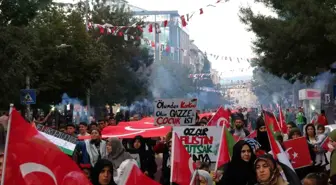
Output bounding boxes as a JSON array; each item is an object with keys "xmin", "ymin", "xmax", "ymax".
[
  {"xmin": 121, "ymin": 164, "xmax": 160, "ymax": 185},
  {"xmin": 170, "ymin": 133, "xmax": 195, "ymax": 185},
  {"xmin": 283, "ymin": 137, "xmax": 313, "ymax": 169},
  {"xmin": 118, "ymin": 117, "xmax": 155, "ymax": 126},
  {"xmin": 207, "ymin": 107, "xmax": 230, "ymax": 127},
  {"xmin": 4, "ymin": 109, "xmax": 91, "ymax": 185}
]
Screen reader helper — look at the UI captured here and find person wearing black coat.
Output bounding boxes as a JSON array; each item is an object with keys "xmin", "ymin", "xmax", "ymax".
[
  {"xmin": 218, "ymin": 140, "xmax": 257, "ymax": 185},
  {"xmin": 254, "ymin": 115, "xmax": 271, "ymax": 153},
  {"xmin": 127, "ymin": 135, "xmax": 157, "ymax": 179}
]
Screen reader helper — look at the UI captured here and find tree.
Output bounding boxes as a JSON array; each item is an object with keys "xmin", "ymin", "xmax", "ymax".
[
  {"xmin": 28, "ymin": 5, "xmax": 109, "ymax": 105},
  {"xmin": 0, "ymin": 0, "xmax": 54, "ymax": 109},
  {"xmin": 0, "ymin": 0, "xmax": 51, "ymax": 26},
  {"xmin": 89, "ymin": 0, "xmax": 154, "ymax": 105},
  {"xmin": 0, "ymin": 3, "xmax": 109, "ymax": 109},
  {"xmin": 239, "ymin": 0, "xmax": 336, "ymax": 81}
]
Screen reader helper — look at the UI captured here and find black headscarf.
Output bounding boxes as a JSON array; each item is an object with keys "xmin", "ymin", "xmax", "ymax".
[
  {"xmin": 91, "ymin": 159, "xmax": 117, "ymax": 185},
  {"xmin": 218, "ymin": 140, "xmax": 257, "ymax": 185},
  {"xmin": 255, "ymin": 116, "xmax": 271, "ymax": 152},
  {"xmin": 128, "ymin": 135, "xmax": 147, "ymax": 158}
]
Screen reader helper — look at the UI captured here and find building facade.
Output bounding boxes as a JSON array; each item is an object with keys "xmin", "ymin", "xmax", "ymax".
[
  {"xmin": 131, "ymin": 9, "xmax": 190, "ymax": 64},
  {"xmin": 189, "ymin": 42, "xmax": 205, "ymax": 73}
]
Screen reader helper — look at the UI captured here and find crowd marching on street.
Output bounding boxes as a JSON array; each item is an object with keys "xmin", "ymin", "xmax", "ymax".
[{"xmin": 0, "ymin": 105, "xmax": 335, "ymax": 185}]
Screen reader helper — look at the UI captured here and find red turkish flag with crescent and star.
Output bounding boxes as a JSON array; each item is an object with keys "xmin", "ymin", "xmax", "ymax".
[
  {"xmin": 3, "ymin": 109, "xmax": 91, "ymax": 185},
  {"xmin": 283, "ymin": 137, "xmax": 313, "ymax": 169},
  {"xmin": 207, "ymin": 107, "xmax": 230, "ymax": 127}
]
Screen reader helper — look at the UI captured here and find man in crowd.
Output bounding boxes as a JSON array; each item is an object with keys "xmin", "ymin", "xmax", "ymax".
[
  {"xmin": 66, "ymin": 124, "xmax": 77, "ymax": 137},
  {"xmin": 230, "ymin": 113, "xmax": 250, "ymax": 138},
  {"xmin": 78, "ymin": 122, "xmax": 90, "ymax": 136}
]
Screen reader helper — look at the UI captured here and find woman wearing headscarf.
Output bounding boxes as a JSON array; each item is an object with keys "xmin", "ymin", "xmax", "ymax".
[
  {"xmin": 106, "ymin": 137, "xmax": 137, "ymax": 184},
  {"xmin": 254, "ymin": 154, "xmax": 289, "ymax": 185},
  {"xmin": 91, "ymin": 159, "xmax": 117, "ymax": 185},
  {"xmin": 255, "ymin": 116, "xmax": 271, "ymax": 153},
  {"xmin": 217, "ymin": 140, "xmax": 257, "ymax": 185},
  {"xmin": 84, "ymin": 129, "xmax": 107, "ymax": 167},
  {"xmin": 127, "ymin": 135, "xmax": 157, "ymax": 179},
  {"xmin": 191, "ymin": 169, "xmax": 213, "ymax": 185}
]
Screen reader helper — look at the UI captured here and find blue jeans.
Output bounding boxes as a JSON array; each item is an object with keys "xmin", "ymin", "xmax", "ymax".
[{"xmin": 297, "ymin": 124, "xmax": 305, "ymax": 134}]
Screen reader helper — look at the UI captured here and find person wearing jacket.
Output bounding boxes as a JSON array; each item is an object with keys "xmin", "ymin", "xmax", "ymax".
[
  {"xmin": 83, "ymin": 129, "xmax": 107, "ymax": 167},
  {"xmin": 127, "ymin": 135, "xmax": 157, "ymax": 179},
  {"xmin": 230, "ymin": 113, "xmax": 250, "ymax": 138}
]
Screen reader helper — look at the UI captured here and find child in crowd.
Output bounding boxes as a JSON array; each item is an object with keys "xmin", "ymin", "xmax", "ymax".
[{"xmin": 302, "ymin": 173, "xmax": 328, "ymax": 185}]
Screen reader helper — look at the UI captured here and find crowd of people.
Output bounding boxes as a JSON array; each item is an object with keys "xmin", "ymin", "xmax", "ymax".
[{"xmin": 0, "ymin": 107, "xmax": 335, "ymax": 185}]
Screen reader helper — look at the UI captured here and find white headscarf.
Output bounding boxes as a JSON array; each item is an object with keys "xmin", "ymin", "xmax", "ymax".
[{"xmin": 192, "ymin": 169, "xmax": 213, "ymax": 185}]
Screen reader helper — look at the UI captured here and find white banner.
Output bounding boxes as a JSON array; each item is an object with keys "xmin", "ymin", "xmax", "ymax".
[
  {"xmin": 154, "ymin": 98, "xmax": 197, "ymax": 126},
  {"xmin": 173, "ymin": 126, "xmax": 221, "ymax": 162}
]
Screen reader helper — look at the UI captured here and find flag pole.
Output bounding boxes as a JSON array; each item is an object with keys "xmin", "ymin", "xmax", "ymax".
[
  {"xmin": 1, "ymin": 103, "xmax": 14, "ymax": 185},
  {"xmin": 170, "ymin": 132, "xmax": 176, "ymax": 185}
]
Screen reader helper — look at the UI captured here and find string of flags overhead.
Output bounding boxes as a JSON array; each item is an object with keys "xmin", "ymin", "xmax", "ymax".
[
  {"xmin": 88, "ymin": 24, "xmax": 254, "ymax": 65},
  {"xmin": 88, "ymin": 0, "xmax": 228, "ymax": 35},
  {"xmin": 143, "ymin": 0, "xmax": 229, "ymax": 31}
]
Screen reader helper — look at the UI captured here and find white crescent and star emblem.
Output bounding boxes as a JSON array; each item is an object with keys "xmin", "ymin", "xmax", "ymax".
[
  {"xmin": 20, "ymin": 162, "xmax": 58, "ymax": 185},
  {"xmin": 125, "ymin": 126, "xmax": 165, "ymax": 131},
  {"xmin": 216, "ymin": 117, "xmax": 229, "ymax": 127},
  {"xmin": 102, "ymin": 130, "xmax": 144, "ymax": 138},
  {"xmin": 285, "ymin": 147, "xmax": 298, "ymax": 163}
]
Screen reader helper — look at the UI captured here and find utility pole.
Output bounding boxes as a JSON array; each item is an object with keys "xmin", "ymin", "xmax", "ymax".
[
  {"xmin": 85, "ymin": 0, "xmax": 91, "ymax": 122},
  {"xmin": 26, "ymin": 76, "xmax": 31, "ymax": 121}
]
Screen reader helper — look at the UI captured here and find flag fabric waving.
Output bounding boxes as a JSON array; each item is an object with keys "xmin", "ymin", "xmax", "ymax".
[
  {"xmin": 264, "ymin": 111, "xmax": 281, "ymax": 133},
  {"xmin": 214, "ymin": 126, "xmax": 236, "ymax": 170},
  {"xmin": 263, "ymin": 111, "xmax": 294, "ymax": 171},
  {"xmin": 207, "ymin": 107, "xmax": 230, "ymax": 127},
  {"xmin": 3, "ymin": 109, "xmax": 91, "ymax": 185},
  {"xmin": 277, "ymin": 105, "xmax": 288, "ymax": 134},
  {"xmin": 120, "ymin": 163, "xmax": 161, "ymax": 185},
  {"xmin": 170, "ymin": 132, "xmax": 195, "ymax": 185},
  {"xmin": 283, "ymin": 137, "xmax": 313, "ymax": 169}
]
